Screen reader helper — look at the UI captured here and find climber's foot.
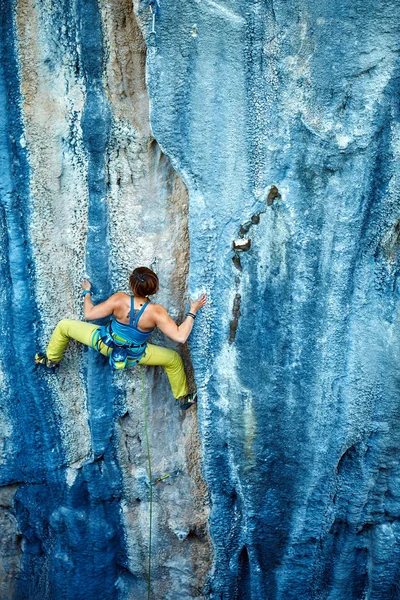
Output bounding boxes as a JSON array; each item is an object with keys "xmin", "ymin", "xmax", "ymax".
[
  {"xmin": 177, "ymin": 392, "xmax": 197, "ymax": 411},
  {"xmin": 35, "ymin": 354, "xmax": 59, "ymax": 374}
]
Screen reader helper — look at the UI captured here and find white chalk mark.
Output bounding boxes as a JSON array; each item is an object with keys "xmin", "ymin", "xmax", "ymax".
[{"xmin": 201, "ymin": 0, "xmax": 245, "ymax": 25}]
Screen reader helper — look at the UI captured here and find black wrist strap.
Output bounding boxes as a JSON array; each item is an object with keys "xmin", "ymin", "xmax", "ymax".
[{"xmin": 187, "ymin": 312, "xmax": 196, "ymax": 319}]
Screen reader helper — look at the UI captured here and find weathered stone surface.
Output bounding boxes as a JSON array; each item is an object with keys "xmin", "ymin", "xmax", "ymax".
[
  {"xmin": 0, "ymin": 485, "xmax": 21, "ymax": 600},
  {"xmin": 1, "ymin": 0, "xmax": 400, "ymax": 598},
  {"xmin": 1, "ymin": 0, "xmax": 210, "ymax": 598},
  {"xmin": 140, "ymin": 0, "xmax": 400, "ymax": 598}
]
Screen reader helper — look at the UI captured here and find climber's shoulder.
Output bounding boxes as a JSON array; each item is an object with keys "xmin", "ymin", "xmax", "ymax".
[
  {"xmin": 148, "ymin": 302, "xmax": 165, "ymax": 315},
  {"xmin": 149, "ymin": 303, "xmax": 173, "ymax": 324},
  {"xmin": 108, "ymin": 291, "xmax": 126, "ymax": 300},
  {"xmin": 104, "ymin": 292, "xmax": 130, "ymax": 311},
  {"xmin": 112, "ymin": 291, "xmax": 129, "ymax": 300}
]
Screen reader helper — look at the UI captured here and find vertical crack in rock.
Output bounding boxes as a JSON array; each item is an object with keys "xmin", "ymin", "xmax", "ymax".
[
  {"xmin": 229, "ymin": 293, "xmax": 242, "ymax": 344},
  {"xmin": 230, "ymin": 189, "xmax": 279, "ymax": 345},
  {"xmin": 99, "ymin": 1, "xmax": 212, "ymax": 596},
  {"xmin": 267, "ymin": 185, "xmax": 281, "ymax": 206},
  {"xmin": 237, "ymin": 546, "xmax": 251, "ymax": 599}
]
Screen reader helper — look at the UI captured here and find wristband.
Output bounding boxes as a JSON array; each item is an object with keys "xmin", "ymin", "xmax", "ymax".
[
  {"xmin": 187, "ymin": 312, "xmax": 196, "ymax": 319},
  {"xmin": 82, "ymin": 290, "xmax": 92, "ymax": 297}
]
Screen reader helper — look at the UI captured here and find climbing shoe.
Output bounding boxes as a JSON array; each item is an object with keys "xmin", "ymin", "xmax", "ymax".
[
  {"xmin": 178, "ymin": 391, "xmax": 197, "ymax": 411},
  {"xmin": 35, "ymin": 354, "xmax": 59, "ymax": 374}
]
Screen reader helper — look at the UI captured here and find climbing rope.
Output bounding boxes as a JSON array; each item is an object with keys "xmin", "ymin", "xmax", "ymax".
[
  {"xmin": 141, "ymin": 366, "xmax": 153, "ymax": 600},
  {"xmin": 140, "ymin": 365, "xmax": 180, "ymax": 598}
]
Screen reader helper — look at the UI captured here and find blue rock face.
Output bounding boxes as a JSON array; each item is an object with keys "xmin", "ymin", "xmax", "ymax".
[
  {"xmin": 0, "ymin": 3, "xmax": 125, "ymax": 596},
  {"xmin": 1, "ymin": 0, "xmax": 210, "ymax": 598},
  {"xmin": 141, "ymin": 0, "xmax": 400, "ymax": 598},
  {"xmin": 1, "ymin": 0, "xmax": 400, "ymax": 598}
]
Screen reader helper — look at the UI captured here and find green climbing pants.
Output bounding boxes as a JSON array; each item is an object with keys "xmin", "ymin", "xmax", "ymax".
[{"xmin": 46, "ymin": 319, "xmax": 189, "ymax": 399}]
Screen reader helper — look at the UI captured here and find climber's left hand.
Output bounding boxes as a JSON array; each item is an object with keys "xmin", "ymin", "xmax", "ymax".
[{"xmin": 81, "ymin": 279, "xmax": 92, "ymax": 291}]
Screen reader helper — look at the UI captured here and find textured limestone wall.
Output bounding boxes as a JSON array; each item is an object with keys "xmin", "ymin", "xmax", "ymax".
[
  {"xmin": 140, "ymin": 0, "xmax": 400, "ymax": 599},
  {"xmin": 1, "ymin": 0, "xmax": 210, "ymax": 598},
  {"xmin": 1, "ymin": 0, "xmax": 400, "ymax": 598}
]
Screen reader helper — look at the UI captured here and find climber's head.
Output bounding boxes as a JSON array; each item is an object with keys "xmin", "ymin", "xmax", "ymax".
[{"xmin": 129, "ymin": 266, "xmax": 159, "ymax": 297}]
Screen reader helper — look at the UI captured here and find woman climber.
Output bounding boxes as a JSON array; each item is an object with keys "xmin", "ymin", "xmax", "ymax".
[{"xmin": 35, "ymin": 267, "xmax": 207, "ymax": 410}]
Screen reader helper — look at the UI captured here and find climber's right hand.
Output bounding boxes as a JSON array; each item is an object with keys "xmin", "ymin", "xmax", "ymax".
[{"xmin": 189, "ymin": 293, "xmax": 207, "ymax": 314}]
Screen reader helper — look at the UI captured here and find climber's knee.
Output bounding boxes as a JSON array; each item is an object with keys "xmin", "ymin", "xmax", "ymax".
[
  {"xmin": 168, "ymin": 350, "xmax": 184, "ymax": 370},
  {"xmin": 57, "ymin": 319, "xmax": 71, "ymax": 328},
  {"xmin": 54, "ymin": 319, "xmax": 71, "ymax": 334}
]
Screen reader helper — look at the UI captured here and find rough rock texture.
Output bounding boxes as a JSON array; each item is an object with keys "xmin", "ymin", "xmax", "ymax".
[
  {"xmin": 1, "ymin": 0, "xmax": 400, "ymax": 598},
  {"xmin": 1, "ymin": 0, "xmax": 210, "ymax": 598},
  {"xmin": 140, "ymin": 0, "xmax": 400, "ymax": 599}
]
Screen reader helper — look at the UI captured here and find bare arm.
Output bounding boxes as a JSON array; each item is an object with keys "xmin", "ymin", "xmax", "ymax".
[
  {"xmin": 155, "ymin": 293, "xmax": 207, "ymax": 343},
  {"xmin": 81, "ymin": 279, "xmax": 120, "ymax": 321}
]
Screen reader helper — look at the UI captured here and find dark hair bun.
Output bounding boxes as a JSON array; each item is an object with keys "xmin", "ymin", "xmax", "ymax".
[{"xmin": 129, "ymin": 267, "xmax": 159, "ymax": 296}]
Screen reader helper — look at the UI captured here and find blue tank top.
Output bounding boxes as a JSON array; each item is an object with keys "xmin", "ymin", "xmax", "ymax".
[{"xmin": 110, "ymin": 296, "xmax": 154, "ymax": 346}]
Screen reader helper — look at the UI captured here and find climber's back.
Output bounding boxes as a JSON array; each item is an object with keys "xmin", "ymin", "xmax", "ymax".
[{"xmin": 111, "ymin": 292, "xmax": 157, "ymax": 333}]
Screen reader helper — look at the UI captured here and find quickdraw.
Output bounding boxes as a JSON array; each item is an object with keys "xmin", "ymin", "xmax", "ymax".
[
  {"xmin": 149, "ymin": 0, "xmax": 160, "ymax": 35},
  {"xmin": 151, "ymin": 470, "xmax": 180, "ymax": 486}
]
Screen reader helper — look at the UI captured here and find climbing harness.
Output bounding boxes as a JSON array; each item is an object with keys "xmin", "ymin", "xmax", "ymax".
[
  {"xmin": 91, "ymin": 297, "xmax": 152, "ymax": 370},
  {"xmin": 92, "ymin": 320, "xmax": 147, "ymax": 369},
  {"xmin": 141, "ymin": 366, "xmax": 153, "ymax": 600}
]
